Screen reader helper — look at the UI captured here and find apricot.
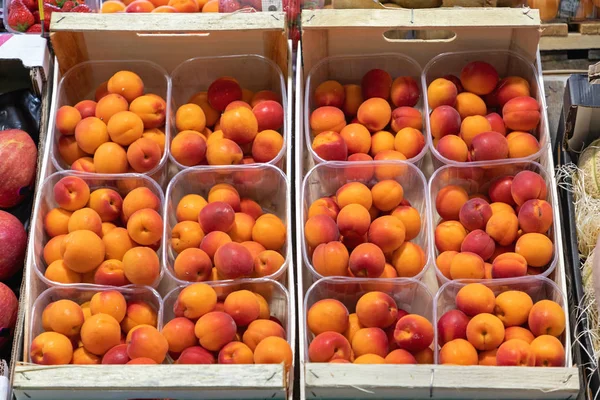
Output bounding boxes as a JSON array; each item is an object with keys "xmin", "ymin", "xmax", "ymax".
[
  {"xmin": 102, "ymin": 1, "xmax": 127, "ymax": 12},
  {"xmin": 122, "ymin": 246, "xmax": 160, "ymax": 285},
  {"xmin": 308, "ymin": 197, "xmax": 339, "ymax": 220},
  {"xmin": 515, "ymin": 233, "xmax": 553, "ymax": 267},
  {"xmin": 388, "ymin": 206, "xmax": 419, "ymax": 241},
  {"xmin": 60, "ymin": 230, "xmax": 104, "ymax": 273},
  {"xmin": 506, "ymin": 131, "xmax": 540, "ymax": 159},
  {"xmin": 93, "ymin": 142, "xmax": 128, "ymax": 174},
  {"xmin": 200, "ymin": 231, "xmax": 232, "ymax": 260},
  {"xmin": 466, "ymin": 313, "xmax": 505, "ymax": 351},
  {"xmin": 45, "ymin": 260, "xmax": 82, "ymax": 283},
  {"xmin": 314, "ymin": 80, "xmax": 345, "ymax": 108},
  {"xmin": 505, "ymin": 326, "xmax": 535, "ymax": 344},
  {"xmin": 171, "ymin": 221, "xmax": 204, "ymax": 254},
  {"xmin": 437, "ymin": 135, "xmax": 468, "ymax": 162},
  {"xmin": 383, "ymin": 349, "xmax": 416, "ymax": 364},
  {"xmin": 430, "ymin": 105, "xmax": 461, "ymax": 139},
  {"xmin": 439, "ymin": 338, "xmax": 478, "ymax": 365},
  {"xmin": 254, "ymin": 250, "xmax": 285, "ymax": 278},
  {"xmin": 356, "ymin": 291, "xmax": 397, "ymax": 329},
  {"xmin": 391, "ymin": 242, "xmax": 426, "ymax": 278},
  {"xmin": 173, "ymin": 282, "xmax": 217, "ymax": 320},
  {"xmin": 437, "ymin": 309, "xmax": 470, "ymax": 346},
  {"xmin": 42, "ymin": 299, "xmax": 85, "ymax": 337},
  {"xmin": 127, "ymin": 325, "xmax": 168, "ymax": 364},
  {"xmin": 43, "ymin": 235, "xmax": 65, "ymax": 265},
  {"xmin": 496, "ymin": 339, "xmax": 535, "ymax": 366},
  {"xmin": 194, "ymin": 311, "xmax": 236, "ymax": 351},
  {"xmin": 220, "ymin": 106, "xmax": 258, "ymax": 145},
  {"xmin": 435, "ymin": 220, "xmax": 467, "ymax": 253},
  {"xmin": 461, "ymin": 229, "xmax": 495, "ymax": 261},
  {"xmin": 88, "ymin": 188, "xmax": 123, "ymax": 223},
  {"xmin": 95, "ymin": 94, "xmax": 128, "ymax": 123},
  {"xmin": 455, "ymin": 92, "xmax": 487, "ymax": 119},
  {"xmin": 518, "ymin": 199, "xmax": 553, "ymax": 234},
  {"xmin": 312, "ymin": 131, "xmax": 348, "ymax": 161},
  {"xmin": 74, "ymin": 117, "xmax": 109, "ymax": 154},
  {"xmin": 95, "ymin": 81, "xmax": 110, "ymax": 101},
  {"xmin": 460, "ymin": 115, "xmax": 491, "ymax": 147},
  {"xmin": 456, "ymin": 283, "xmax": 495, "ymax": 317},
  {"xmin": 342, "ymin": 84, "xmax": 363, "ymax": 117},
  {"xmin": 502, "ymin": 96, "xmax": 540, "ymax": 131},
  {"xmin": 528, "ymin": 300, "xmax": 565, "ymax": 337},
  {"xmin": 56, "ymin": 105, "xmax": 82, "ymax": 135},
  {"xmin": 370, "ymin": 130, "xmax": 395, "ymax": 156},
  {"xmin": 67, "ymin": 208, "xmax": 102, "ymax": 237},
  {"xmin": 101, "ymin": 227, "xmax": 133, "ymax": 261},
  {"xmin": 449, "ymin": 251, "xmax": 485, "ymax": 280},
  {"xmin": 90, "ymin": 290, "xmax": 127, "ymax": 323},
  {"xmin": 107, "ymin": 71, "xmax": 144, "ymax": 103},
  {"xmin": 206, "ymin": 138, "xmax": 243, "ymax": 165},
  {"xmin": 58, "ymin": 135, "xmax": 89, "ymax": 166},
  {"xmin": 530, "ymin": 335, "xmax": 565, "ymax": 367},
  {"xmin": 393, "ymin": 127, "xmax": 425, "ymax": 159},
  {"xmin": 489, "ymin": 176, "xmax": 515, "ymax": 205},
  {"xmin": 74, "ymin": 100, "xmax": 97, "ymax": 119},
  {"xmin": 224, "ymin": 290, "xmax": 260, "ymax": 326},
  {"xmin": 352, "ymin": 327, "xmax": 388, "ymax": 358},
  {"xmin": 511, "ymin": 170, "xmax": 547, "ymax": 206},
  {"xmin": 357, "ymin": 98, "xmax": 391, "ymax": 132},
  {"xmin": 436, "ymin": 185, "xmax": 469, "ymax": 221},
  {"xmin": 492, "ymin": 252, "xmax": 528, "ymax": 279},
  {"xmin": 188, "ymin": 91, "xmax": 220, "ymax": 127},
  {"xmin": 308, "ymin": 331, "xmax": 352, "ymax": 362},
  {"xmin": 251, "ymin": 130, "xmax": 283, "ymax": 162},
  {"xmin": 460, "ymin": 61, "xmax": 499, "ymax": 96},
  {"xmin": 494, "ymin": 290, "xmax": 533, "ymax": 327},
  {"xmin": 436, "ymin": 250, "xmax": 457, "ymax": 279},
  {"xmin": 174, "ymin": 248, "xmax": 212, "ymax": 282},
  {"xmin": 80, "ymin": 313, "xmax": 122, "ymax": 355},
  {"xmin": 469, "ymin": 131, "xmax": 509, "ymax": 161},
  {"xmin": 427, "ymin": 78, "xmax": 457, "ymax": 109},
  {"xmin": 240, "ymin": 198, "xmax": 264, "ymax": 220},
  {"xmin": 307, "ymin": 299, "xmax": 349, "ymax": 335},
  {"xmin": 310, "ymin": 106, "xmax": 346, "ymax": 136},
  {"xmin": 45, "ymin": 209, "xmax": 69, "ymax": 238},
  {"xmin": 339, "ymin": 124, "xmax": 371, "ymax": 155},
  {"xmin": 486, "ymin": 211, "xmax": 519, "ymax": 246},
  {"xmin": 362, "ymin": 69, "xmax": 392, "ymax": 100},
  {"xmin": 394, "ymin": 314, "xmax": 434, "ymax": 352},
  {"xmin": 253, "ymin": 336, "xmax": 292, "ymax": 370},
  {"xmin": 127, "ymin": 208, "xmax": 162, "ymax": 245},
  {"xmin": 241, "ymin": 241, "xmax": 266, "ymax": 261},
  {"xmin": 30, "ymin": 332, "xmax": 74, "ymax": 365},
  {"xmin": 494, "ymin": 76, "xmax": 531, "ymax": 107},
  {"xmin": 390, "ymin": 106, "xmax": 422, "ymax": 132},
  {"xmin": 176, "ymin": 194, "xmax": 207, "ymax": 222},
  {"xmin": 106, "ymin": 111, "xmax": 144, "ymax": 146},
  {"xmin": 391, "ymin": 76, "xmax": 419, "ymax": 108},
  {"xmin": 311, "ymin": 242, "xmax": 349, "ymax": 277},
  {"xmin": 252, "ymin": 214, "xmax": 286, "ymax": 250},
  {"xmin": 243, "ymin": 319, "xmax": 286, "ymax": 351}
]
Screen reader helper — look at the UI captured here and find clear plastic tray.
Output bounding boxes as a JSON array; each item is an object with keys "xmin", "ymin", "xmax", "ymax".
[
  {"xmin": 32, "ymin": 171, "xmax": 165, "ymax": 288},
  {"xmin": 304, "ymin": 53, "xmax": 427, "ymax": 169},
  {"xmin": 162, "ymin": 278, "xmax": 292, "ymax": 363},
  {"xmin": 28, "ymin": 285, "xmax": 163, "ymax": 363},
  {"xmin": 434, "ymin": 276, "xmax": 569, "ymax": 366},
  {"xmin": 163, "ymin": 164, "xmax": 290, "ymax": 286},
  {"xmin": 3, "ymin": 0, "xmax": 100, "ymax": 35},
  {"xmin": 422, "ymin": 50, "xmax": 549, "ymax": 169},
  {"xmin": 428, "ymin": 161, "xmax": 558, "ymax": 284},
  {"xmin": 301, "ymin": 161, "xmax": 431, "ymax": 283},
  {"xmin": 169, "ymin": 55, "xmax": 287, "ymax": 171},
  {"xmin": 303, "ymin": 276, "xmax": 434, "ymax": 361},
  {"xmin": 51, "ymin": 60, "xmax": 171, "ymax": 186}
]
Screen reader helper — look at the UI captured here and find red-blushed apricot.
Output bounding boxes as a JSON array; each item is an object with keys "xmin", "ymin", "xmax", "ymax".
[
  {"xmin": 224, "ymin": 290, "xmax": 260, "ymax": 326},
  {"xmin": 304, "ymin": 214, "xmax": 339, "ymax": 249},
  {"xmin": 436, "ymin": 185, "xmax": 469, "ymax": 221},
  {"xmin": 368, "ymin": 215, "xmax": 406, "ymax": 253},
  {"xmin": 214, "ymin": 242, "xmax": 254, "ymax": 279},
  {"xmin": 515, "ymin": 233, "xmax": 553, "ymax": 267},
  {"xmin": 357, "ymin": 98, "xmax": 392, "ymax": 132},
  {"xmin": 503, "ymin": 96, "xmax": 541, "ymax": 131},
  {"xmin": 511, "ymin": 170, "xmax": 547, "ymax": 206},
  {"xmin": 493, "ymin": 76, "xmax": 531, "ymax": 107},
  {"xmin": 356, "ymin": 291, "xmax": 398, "ymax": 329},
  {"xmin": 491, "ymin": 252, "xmax": 528, "ymax": 279},
  {"xmin": 314, "ymin": 80, "xmax": 345, "ymax": 108},
  {"xmin": 430, "ymin": 105, "xmax": 461, "ymax": 139},
  {"xmin": 308, "ymin": 197, "xmax": 339, "ymax": 220},
  {"xmin": 461, "ymin": 229, "xmax": 495, "ymax": 261},
  {"xmin": 528, "ymin": 300, "xmax": 565, "ymax": 337},
  {"xmin": 437, "ymin": 135, "xmax": 469, "ymax": 162},
  {"xmin": 310, "ymin": 106, "xmax": 346, "ymax": 136},
  {"xmin": 194, "ymin": 311, "xmax": 236, "ymax": 351},
  {"xmin": 469, "ymin": 131, "xmax": 509, "ymax": 161},
  {"xmin": 443, "ymin": 74, "xmax": 463, "ymax": 93},
  {"xmin": 455, "ymin": 92, "xmax": 487, "ymax": 119},
  {"xmin": 427, "ymin": 78, "xmax": 457, "ymax": 109},
  {"xmin": 449, "ymin": 251, "xmax": 485, "ymax": 280},
  {"xmin": 435, "ymin": 221, "xmax": 467, "ymax": 253},
  {"xmin": 460, "ymin": 61, "xmax": 499, "ymax": 96},
  {"xmin": 391, "ymin": 76, "xmax": 419, "ymax": 108},
  {"xmin": 437, "ymin": 309, "xmax": 470, "ymax": 346},
  {"xmin": 312, "ymin": 131, "xmax": 348, "ymax": 161},
  {"xmin": 466, "ymin": 313, "xmax": 505, "ymax": 351},
  {"xmin": 308, "ymin": 331, "xmax": 352, "ymax": 362},
  {"xmin": 518, "ymin": 199, "xmax": 553, "ymax": 234},
  {"xmin": 307, "ymin": 299, "xmax": 350, "ymax": 335},
  {"xmin": 348, "ymin": 243, "xmax": 386, "ymax": 278},
  {"xmin": 339, "ymin": 123, "xmax": 371, "ymax": 155},
  {"xmin": 456, "ymin": 283, "xmax": 495, "ymax": 317},
  {"xmin": 394, "ymin": 314, "xmax": 434, "ymax": 352},
  {"xmin": 391, "ymin": 106, "xmax": 422, "ymax": 132},
  {"xmin": 337, "ymin": 204, "xmax": 370, "ymax": 237},
  {"xmin": 436, "ymin": 250, "xmax": 458, "ymax": 280},
  {"xmin": 486, "ymin": 112, "xmax": 507, "ymax": 135},
  {"xmin": 30, "ymin": 332, "xmax": 74, "ymax": 365},
  {"xmin": 362, "ymin": 69, "xmax": 392, "ymax": 100},
  {"xmin": 439, "ymin": 338, "xmax": 478, "ymax": 365},
  {"xmin": 505, "ymin": 326, "xmax": 535, "ymax": 344},
  {"xmin": 459, "ymin": 198, "xmax": 493, "ymax": 231},
  {"xmin": 489, "ymin": 176, "xmax": 516, "ymax": 206},
  {"xmin": 199, "ymin": 231, "xmax": 232, "ymax": 260},
  {"xmin": 496, "ymin": 339, "xmax": 535, "ymax": 366},
  {"xmin": 126, "ymin": 325, "xmax": 168, "ymax": 364}
]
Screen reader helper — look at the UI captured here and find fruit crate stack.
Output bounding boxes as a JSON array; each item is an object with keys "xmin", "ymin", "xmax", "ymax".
[
  {"xmin": 295, "ymin": 7, "xmax": 581, "ymax": 399},
  {"xmin": 11, "ymin": 11, "xmax": 296, "ymax": 400}
]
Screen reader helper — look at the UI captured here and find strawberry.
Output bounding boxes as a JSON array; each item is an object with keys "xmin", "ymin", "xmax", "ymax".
[
  {"xmin": 33, "ymin": 10, "xmax": 40, "ymax": 23},
  {"xmin": 43, "ymin": 0, "xmax": 57, "ymax": 6},
  {"xmin": 22, "ymin": 0, "xmax": 38, "ymax": 11},
  {"xmin": 42, "ymin": 3, "xmax": 59, "ymax": 31},
  {"xmin": 70, "ymin": 4, "xmax": 90, "ymax": 11},
  {"xmin": 61, "ymin": 1, "xmax": 75, "ymax": 11},
  {"xmin": 8, "ymin": 0, "xmax": 34, "ymax": 32},
  {"xmin": 26, "ymin": 23, "xmax": 42, "ymax": 32}
]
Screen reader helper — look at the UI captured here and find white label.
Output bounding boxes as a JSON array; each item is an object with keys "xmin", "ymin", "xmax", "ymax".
[{"xmin": 262, "ymin": 0, "xmax": 282, "ymax": 11}]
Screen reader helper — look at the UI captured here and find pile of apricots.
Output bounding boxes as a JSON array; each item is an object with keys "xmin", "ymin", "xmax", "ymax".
[
  {"xmin": 309, "ymin": 69, "xmax": 425, "ymax": 162},
  {"xmin": 56, "ymin": 71, "xmax": 166, "ymax": 174},
  {"xmin": 163, "ymin": 283, "xmax": 292, "ymax": 366},
  {"xmin": 427, "ymin": 61, "xmax": 542, "ymax": 162},
  {"xmin": 169, "ymin": 183, "xmax": 287, "ymax": 282},
  {"xmin": 101, "ymin": 0, "xmax": 226, "ymax": 13},
  {"xmin": 42, "ymin": 176, "xmax": 162, "ymax": 286},
  {"xmin": 307, "ymin": 291, "xmax": 434, "ymax": 364},
  {"xmin": 438, "ymin": 283, "xmax": 565, "ymax": 367},
  {"xmin": 434, "ymin": 170, "xmax": 554, "ymax": 280},
  {"xmin": 31, "ymin": 290, "xmax": 161, "ymax": 365},
  {"xmin": 304, "ymin": 179, "xmax": 426, "ymax": 278},
  {"xmin": 171, "ymin": 77, "xmax": 284, "ymax": 167}
]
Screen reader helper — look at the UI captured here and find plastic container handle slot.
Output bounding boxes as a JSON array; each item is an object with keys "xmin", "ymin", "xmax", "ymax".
[{"xmin": 383, "ymin": 29, "xmax": 457, "ymax": 43}]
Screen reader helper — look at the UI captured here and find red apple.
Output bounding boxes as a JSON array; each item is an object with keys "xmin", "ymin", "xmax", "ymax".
[
  {"xmin": 0, "ymin": 211, "xmax": 26, "ymax": 280},
  {"xmin": 0, "ymin": 130, "xmax": 37, "ymax": 208},
  {"xmin": 0, "ymin": 283, "xmax": 18, "ymax": 349}
]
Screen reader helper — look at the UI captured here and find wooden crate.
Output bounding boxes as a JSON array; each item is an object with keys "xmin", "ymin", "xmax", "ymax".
[
  {"xmin": 11, "ymin": 12, "xmax": 296, "ymax": 400},
  {"xmin": 295, "ymin": 8, "xmax": 581, "ymax": 399}
]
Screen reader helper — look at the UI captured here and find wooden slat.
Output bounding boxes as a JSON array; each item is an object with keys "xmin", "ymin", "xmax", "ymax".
[
  {"xmin": 540, "ymin": 32, "xmax": 600, "ymax": 50},
  {"xmin": 541, "ymin": 22, "xmax": 568, "ymax": 37},
  {"xmin": 13, "ymin": 364, "xmax": 287, "ymax": 400},
  {"xmin": 304, "ymin": 364, "xmax": 580, "ymax": 399},
  {"xmin": 442, "ymin": 0, "xmax": 497, "ymax": 6}
]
